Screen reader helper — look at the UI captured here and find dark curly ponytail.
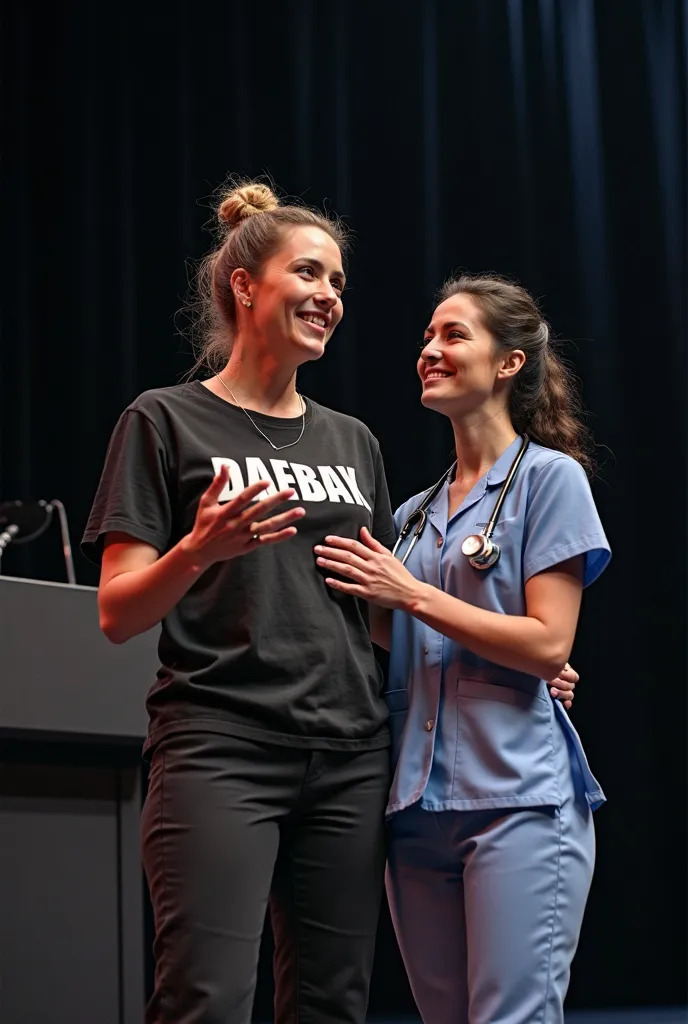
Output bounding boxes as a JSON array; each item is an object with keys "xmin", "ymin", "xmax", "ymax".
[{"xmin": 437, "ymin": 274, "xmax": 595, "ymax": 476}]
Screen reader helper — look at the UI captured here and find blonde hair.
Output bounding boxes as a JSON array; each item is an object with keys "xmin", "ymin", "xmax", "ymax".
[{"xmin": 189, "ymin": 179, "xmax": 349, "ymax": 373}]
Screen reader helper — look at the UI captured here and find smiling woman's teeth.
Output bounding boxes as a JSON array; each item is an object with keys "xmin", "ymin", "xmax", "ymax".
[{"xmin": 301, "ymin": 314, "xmax": 326, "ymax": 328}]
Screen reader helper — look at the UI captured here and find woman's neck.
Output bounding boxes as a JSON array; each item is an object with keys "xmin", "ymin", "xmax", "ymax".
[
  {"xmin": 212, "ymin": 342, "xmax": 302, "ymax": 417},
  {"xmin": 450, "ymin": 411, "xmax": 518, "ymax": 483}
]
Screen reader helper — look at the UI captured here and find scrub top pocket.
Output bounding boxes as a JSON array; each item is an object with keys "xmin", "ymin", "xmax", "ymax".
[{"xmin": 452, "ymin": 677, "xmax": 560, "ymax": 806}]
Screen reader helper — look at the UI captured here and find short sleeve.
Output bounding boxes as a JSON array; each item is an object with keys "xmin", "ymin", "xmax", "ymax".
[
  {"xmin": 372, "ymin": 445, "xmax": 396, "ymax": 550},
  {"xmin": 523, "ymin": 457, "xmax": 611, "ymax": 587},
  {"xmin": 81, "ymin": 409, "xmax": 173, "ymax": 565}
]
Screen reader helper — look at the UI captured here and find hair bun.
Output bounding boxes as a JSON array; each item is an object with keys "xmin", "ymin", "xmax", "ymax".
[{"xmin": 218, "ymin": 182, "xmax": 279, "ymax": 228}]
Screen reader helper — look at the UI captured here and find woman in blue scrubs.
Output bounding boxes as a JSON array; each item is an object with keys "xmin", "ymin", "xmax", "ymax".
[{"xmin": 314, "ymin": 273, "xmax": 611, "ymax": 1024}]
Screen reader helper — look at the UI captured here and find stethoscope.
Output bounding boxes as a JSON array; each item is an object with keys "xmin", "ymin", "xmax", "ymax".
[{"xmin": 392, "ymin": 435, "xmax": 530, "ymax": 571}]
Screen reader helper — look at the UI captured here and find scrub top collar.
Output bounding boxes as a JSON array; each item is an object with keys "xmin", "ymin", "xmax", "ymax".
[{"xmin": 427, "ymin": 434, "xmax": 524, "ymax": 531}]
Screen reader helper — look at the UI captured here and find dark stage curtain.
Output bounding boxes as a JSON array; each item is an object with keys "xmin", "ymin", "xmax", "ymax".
[{"xmin": 2, "ymin": 0, "xmax": 686, "ymax": 1014}]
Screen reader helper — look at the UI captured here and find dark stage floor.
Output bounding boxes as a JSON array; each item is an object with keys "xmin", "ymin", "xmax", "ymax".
[{"xmin": 365, "ymin": 1010, "xmax": 687, "ymax": 1024}]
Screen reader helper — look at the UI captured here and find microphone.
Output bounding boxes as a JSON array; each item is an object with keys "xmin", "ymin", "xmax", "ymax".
[
  {"xmin": 0, "ymin": 524, "xmax": 19, "ymax": 552},
  {"xmin": 48, "ymin": 499, "xmax": 76, "ymax": 585},
  {"xmin": 0, "ymin": 499, "xmax": 76, "ymax": 584}
]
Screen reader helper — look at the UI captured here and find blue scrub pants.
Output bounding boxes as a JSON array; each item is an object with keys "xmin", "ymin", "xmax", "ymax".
[{"xmin": 385, "ymin": 755, "xmax": 595, "ymax": 1023}]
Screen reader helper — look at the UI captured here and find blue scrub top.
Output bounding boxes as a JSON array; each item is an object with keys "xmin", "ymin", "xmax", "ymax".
[{"xmin": 386, "ymin": 437, "xmax": 611, "ymax": 817}]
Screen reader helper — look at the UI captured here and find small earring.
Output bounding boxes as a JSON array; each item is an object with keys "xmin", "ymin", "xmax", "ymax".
[{"xmin": 244, "ymin": 300, "xmax": 252, "ymax": 308}]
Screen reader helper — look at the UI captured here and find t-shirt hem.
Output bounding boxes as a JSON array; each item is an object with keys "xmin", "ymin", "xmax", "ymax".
[
  {"xmin": 143, "ymin": 716, "xmax": 391, "ymax": 756},
  {"xmin": 385, "ymin": 791, "xmax": 562, "ymax": 817}
]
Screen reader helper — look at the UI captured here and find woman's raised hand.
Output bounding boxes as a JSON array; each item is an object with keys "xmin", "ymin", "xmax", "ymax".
[{"xmin": 185, "ymin": 464, "xmax": 304, "ymax": 569}]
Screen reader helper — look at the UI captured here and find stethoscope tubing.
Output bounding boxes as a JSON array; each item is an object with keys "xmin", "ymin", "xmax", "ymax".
[{"xmin": 393, "ymin": 435, "xmax": 530, "ymax": 568}]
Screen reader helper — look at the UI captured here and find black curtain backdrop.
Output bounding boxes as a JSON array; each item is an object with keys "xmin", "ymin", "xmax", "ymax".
[{"xmin": 2, "ymin": 0, "xmax": 687, "ymax": 1014}]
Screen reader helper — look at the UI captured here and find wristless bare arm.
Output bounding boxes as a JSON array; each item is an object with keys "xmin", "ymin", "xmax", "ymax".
[
  {"xmin": 99, "ymin": 535, "xmax": 211, "ymax": 644},
  {"xmin": 98, "ymin": 465, "xmax": 304, "ymax": 644}
]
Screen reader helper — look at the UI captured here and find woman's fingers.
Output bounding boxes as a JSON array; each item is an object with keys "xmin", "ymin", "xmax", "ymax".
[
  {"xmin": 200, "ymin": 463, "xmax": 231, "ymax": 505},
  {"xmin": 223, "ymin": 485, "xmax": 295, "ymax": 522},
  {"xmin": 359, "ymin": 526, "xmax": 389, "ymax": 553},
  {"xmin": 558, "ymin": 662, "xmax": 579, "ymax": 684},
  {"xmin": 322, "ymin": 535, "xmax": 372, "ymax": 557},
  {"xmin": 256, "ymin": 526, "xmax": 301, "ymax": 547},
  {"xmin": 218, "ymin": 480, "xmax": 273, "ymax": 518},
  {"xmin": 313, "ymin": 544, "xmax": 369, "ymax": 572},
  {"xmin": 251, "ymin": 507, "xmax": 305, "ymax": 535},
  {"xmin": 316, "ymin": 557, "xmax": 363, "ymax": 579},
  {"xmin": 324, "ymin": 577, "xmax": 367, "ymax": 597}
]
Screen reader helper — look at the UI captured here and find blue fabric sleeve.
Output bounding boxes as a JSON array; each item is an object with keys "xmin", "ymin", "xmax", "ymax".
[{"xmin": 523, "ymin": 457, "xmax": 611, "ymax": 587}]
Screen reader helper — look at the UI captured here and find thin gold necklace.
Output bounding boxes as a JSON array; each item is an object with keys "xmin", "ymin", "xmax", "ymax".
[{"xmin": 214, "ymin": 374, "xmax": 306, "ymax": 451}]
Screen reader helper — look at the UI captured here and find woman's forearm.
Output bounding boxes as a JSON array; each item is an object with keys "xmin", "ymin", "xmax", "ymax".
[
  {"xmin": 99, "ymin": 537, "xmax": 208, "ymax": 644},
  {"xmin": 405, "ymin": 583, "xmax": 570, "ymax": 680}
]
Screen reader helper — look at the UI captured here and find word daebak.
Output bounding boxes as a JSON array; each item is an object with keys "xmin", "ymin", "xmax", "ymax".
[{"xmin": 211, "ymin": 457, "xmax": 372, "ymax": 511}]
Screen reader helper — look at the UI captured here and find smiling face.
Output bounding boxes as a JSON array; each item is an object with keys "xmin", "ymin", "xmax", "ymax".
[
  {"xmin": 235, "ymin": 225, "xmax": 346, "ymax": 364},
  {"xmin": 417, "ymin": 293, "xmax": 525, "ymax": 418}
]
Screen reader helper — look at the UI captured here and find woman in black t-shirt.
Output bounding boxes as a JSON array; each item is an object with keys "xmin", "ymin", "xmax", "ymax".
[
  {"xmin": 84, "ymin": 180, "xmax": 578, "ymax": 1023},
  {"xmin": 83, "ymin": 182, "xmax": 397, "ymax": 1024}
]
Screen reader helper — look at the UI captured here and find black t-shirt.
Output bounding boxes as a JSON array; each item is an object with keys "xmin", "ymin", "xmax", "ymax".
[{"xmin": 82, "ymin": 381, "xmax": 396, "ymax": 753}]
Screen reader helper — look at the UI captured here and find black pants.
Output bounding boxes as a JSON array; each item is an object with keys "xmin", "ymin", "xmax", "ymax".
[{"xmin": 141, "ymin": 731, "xmax": 390, "ymax": 1024}]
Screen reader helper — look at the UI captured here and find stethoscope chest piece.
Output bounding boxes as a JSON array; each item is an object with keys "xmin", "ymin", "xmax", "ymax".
[
  {"xmin": 393, "ymin": 435, "xmax": 530, "ymax": 573},
  {"xmin": 461, "ymin": 533, "xmax": 500, "ymax": 570},
  {"xmin": 460, "ymin": 434, "xmax": 530, "ymax": 571}
]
